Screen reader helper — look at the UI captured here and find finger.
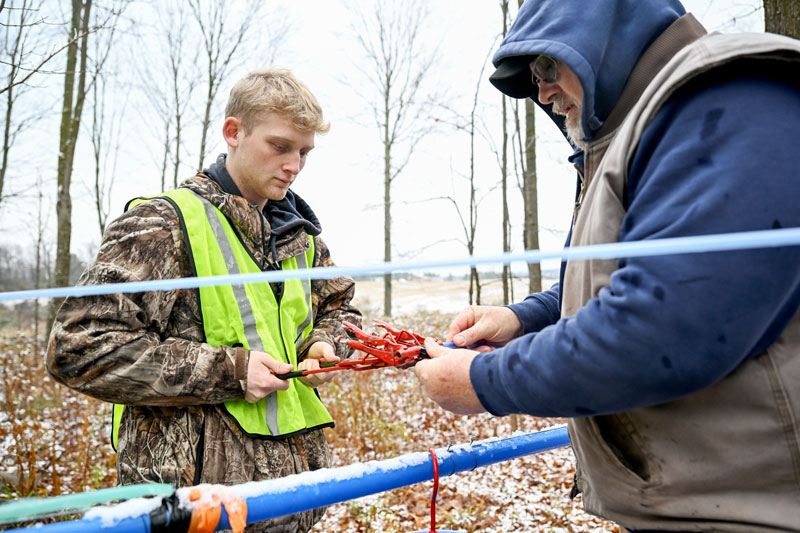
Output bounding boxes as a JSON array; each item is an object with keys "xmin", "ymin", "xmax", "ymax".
[
  {"xmin": 298, "ymin": 358, "xmax": 335, "ymax": 388},
  {"xmin": 474, "ymin": 344, "xmax": 498, "ymax": 352},
  {"xmin": 301, "ymin": 370, "xmax": 334, "ymax": 388},
  {"xmin": 424, "ymin": 337, "xmax": 448, "ymax": 358},
  {"xmin": 452, "ymin": 324, "xmax": 484, "ymax": 348},
  {"xmin": 298, "ymin": 359, "xmax": 319, "ymax": 371},
  {"xmin": 266, "ymin": 373, "xmax": 291, "ymax": 391},
  {"xmin": 412, "ymin": 357, "xmax": 429, "ymax": 380},
  {"xmin": 315, "ymin": 349, "xmax": 340, "ymax": 364},
  {"xmin": 262, "ymin": 356, "xmax": 294, "ymax": 375},
  {"xmin": 446, "ymin": 307, "xmax": 476, "ymax": 342},
  {"xmin": 307, "ymin": 342, "xmax": 341, "ymax": 364}
]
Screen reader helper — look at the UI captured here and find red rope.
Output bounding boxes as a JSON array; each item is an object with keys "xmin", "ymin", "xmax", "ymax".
[{"xmin": 429, "ymin": 448, "xmax": 439, "ymax": 533}]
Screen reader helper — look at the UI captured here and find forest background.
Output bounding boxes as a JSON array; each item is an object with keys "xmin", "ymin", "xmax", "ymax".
[{"xmin": 0, "ymin": 1, "xmax": 796, "ymax": 532}]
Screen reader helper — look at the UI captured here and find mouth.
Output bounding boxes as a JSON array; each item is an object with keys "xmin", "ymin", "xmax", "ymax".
[{"xmin": 558, "ymin": 104, "xmax": 575, "ymax": 118}]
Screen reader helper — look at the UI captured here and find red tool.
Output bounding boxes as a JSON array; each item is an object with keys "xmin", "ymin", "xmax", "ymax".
[{"xmin": 275, "ymin": 320, "xmax": 433, "ymax": 380}]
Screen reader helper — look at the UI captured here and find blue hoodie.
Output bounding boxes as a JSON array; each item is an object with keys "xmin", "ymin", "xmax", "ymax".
[{"xmin": 470, "ymin": 0, "xmax": 800, "ymax": 417}]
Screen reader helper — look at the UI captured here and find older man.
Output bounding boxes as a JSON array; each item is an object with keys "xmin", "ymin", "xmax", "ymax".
[{"xmin": 415, "ymin": 1, "xmax": 800, "ymax": 531}]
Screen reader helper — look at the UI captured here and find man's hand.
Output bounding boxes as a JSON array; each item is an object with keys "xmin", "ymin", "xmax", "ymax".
[
  {"xmin": 245, "ymin": 351, "xmax": 293, "ymax": 403},
  {"xmin": 447, "ymin": 305, "xmax": 523, "ymax": 348},
  {"xmin": 298, "ymin": 341, "xmax": 341, "ymax": 388},
  {"xmin": 413, "ymin": 338, "xmax": 486, "ymax": 415}
]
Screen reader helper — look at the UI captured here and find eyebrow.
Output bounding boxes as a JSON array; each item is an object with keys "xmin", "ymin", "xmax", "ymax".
[{"xmin": 267, "ymin": 134, "xmax": 314, "ymax": 152}]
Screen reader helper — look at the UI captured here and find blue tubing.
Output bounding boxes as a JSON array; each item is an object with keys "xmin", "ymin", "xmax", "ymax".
[
  {"xmin": 9, "ymin": 427, "xmax": 570, "ymax": 532},
  {"xmin": 239, "ymin": 426, "xmax": 570, "ymax": 527},
  {"xmin": 11, "ymin": 515, "xmax": 150, "ymax": 533}
]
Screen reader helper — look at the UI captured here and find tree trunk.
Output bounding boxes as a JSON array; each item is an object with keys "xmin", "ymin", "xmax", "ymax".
[
  {"xmin": 173, "ymin": 101, "xmax": 182, "ymax": 188},
  {"xmin": 383, "ymin": 100, "xmax": 392, "ymax": 317},
  {"xmin": 500, "ymin": 0, "xmax": 511, "ymax": 305},
  {"xmin": 160, "ymin": 127, "xmax": 169, "ymax": 191},
  {"xmin": 515, "ymin": 0, "xmax": 542, "ymax": 296},
  {"xmin": 198, "ymin": 81, "xmax": 212, "ymax": 171},
  {"xmin": 52, "ymin": 0, "xmax": 91, "ymax": 322},
  {"xmin": 523, "ymin": 98, "xmax": 542, "ymax": 294},
  {"xmin": 764, "ymin": 0, "xmax": 800, "ymax": 38},
  {"xmin": 1, "ymin": 80, "xmax": 12, "ymax": 208},
  {"xmin": 1, "ymin": 0, "xmax": 27, "ymax": 209},
  {"xmin": 34, "ymin": 183, "xmax": 44, "ymax": 347},
  {"xmin": 501, "ymin": 93, "xmax": 510, "ymax": 305}
]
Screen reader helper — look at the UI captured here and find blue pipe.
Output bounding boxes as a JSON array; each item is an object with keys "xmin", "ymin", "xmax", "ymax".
[
  {"xmin": 10, "ymin": 426, "xmax": 570, "ymax": 532},
  {"xmin": 220, "ymin": 426, "xmax": 570, "ymax": 530},
  {"xmin": 11, "ymin": 515, "xmax": 151, "ymax": 533}
]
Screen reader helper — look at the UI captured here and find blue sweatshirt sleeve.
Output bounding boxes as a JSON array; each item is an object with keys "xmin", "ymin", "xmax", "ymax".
[
  {"xmin": 507, "ymin": 282, "xmax": 561, "ymax": 334},
  {"xmin": 471, "ymin": 70, "xmax": 800, "ymax": 417}
]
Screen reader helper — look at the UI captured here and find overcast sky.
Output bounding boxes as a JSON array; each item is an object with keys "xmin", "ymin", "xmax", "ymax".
[{"xmin": 0, "ymin": 0, "xmax": 764, "ymax": 279}]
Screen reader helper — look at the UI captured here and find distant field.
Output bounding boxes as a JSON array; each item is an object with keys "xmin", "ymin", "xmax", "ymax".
[{"xmin": 352, "ymin": 277, "xmax": 558, "ymax": 316}]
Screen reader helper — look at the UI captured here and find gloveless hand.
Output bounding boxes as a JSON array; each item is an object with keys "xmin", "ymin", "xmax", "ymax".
[
  {"xmin": 245, "ymin": 350, "xmax": 293, "ymax": 403},
  {"xmin": 298, "ymin": 341, "xmax": 340, "ymax": 388},
  {"xmin": 413, "ymin": 338, "xmax": 486, "ymax": 415},
  {"xmin": 447, "ymin": 305, "xmax": 523, "ymax": 348}
]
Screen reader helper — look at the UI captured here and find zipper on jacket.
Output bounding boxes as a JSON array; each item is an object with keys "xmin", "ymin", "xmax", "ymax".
[
  {"xmin": 273, "ymin": 273, "xmax": 293, "ymax": 366},
  {"xmin": 572, "ymin": 163, "xmax": 587, "ymax": 226}
]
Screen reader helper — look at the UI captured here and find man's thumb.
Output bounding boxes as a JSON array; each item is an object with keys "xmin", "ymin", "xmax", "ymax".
[
  {"xmin": 452, "ymin": 327, "xmax": 479, "ymax": 348},
  {"xmin": 265, "ymin": 357, "xmax": 294, "ymax": 374},
  {"xmin": 424, "ymin": 338, "xmax": 445, "ymax": 358}
]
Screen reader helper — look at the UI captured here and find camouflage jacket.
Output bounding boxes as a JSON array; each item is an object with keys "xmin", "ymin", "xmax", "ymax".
[{"xmin": 46, "ymin": 174, "xmax": 361, "ymax": 532}]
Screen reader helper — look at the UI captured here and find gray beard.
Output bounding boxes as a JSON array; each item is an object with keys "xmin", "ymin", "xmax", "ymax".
[{"xmin": 564, "ymin": 110, "xmax": 587, "ymax": 151}]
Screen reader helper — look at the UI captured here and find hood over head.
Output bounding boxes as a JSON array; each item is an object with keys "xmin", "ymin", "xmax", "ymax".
[{"xmin": 490, "ymin": 0, "xmax": 685, "ymax": 140}]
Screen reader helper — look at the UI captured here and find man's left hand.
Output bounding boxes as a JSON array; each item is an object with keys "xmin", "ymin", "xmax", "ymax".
[
  {"xmin": 299, "ymin": 341, "xmax": 340, "ymax": 388},
  {"xmin": 413, "ymin": 338, "xmax": 486, "ymax": 414}
]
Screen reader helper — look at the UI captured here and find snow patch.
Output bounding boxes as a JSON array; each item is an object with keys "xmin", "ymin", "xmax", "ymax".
[{"xmin": 83, "ymin": 497, "xmax": 163, "ymax": 528}]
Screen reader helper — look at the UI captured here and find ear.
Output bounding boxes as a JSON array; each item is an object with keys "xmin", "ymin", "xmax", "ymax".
[{"xmin": 222, "ymin": 117, "xmax": 243, "ymax": 148}]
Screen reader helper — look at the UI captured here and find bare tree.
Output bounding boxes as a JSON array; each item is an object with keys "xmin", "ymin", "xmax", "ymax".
[
  {"xmin": 447, "ymin": 69, "xmax": 489, "ymax": 306},
  {"xmin": 512, "ymin": 97, "xmax": 542, "ymax": 294},
  {"xmin": 516, "ymin": 0, "xmax": 541, "ymax": 295},
  {"xmin": 32, "ymin": 173, "xmax": 49, "ymax": 346},
  {"xmin": 1, "ymin": 0, "xmax": 46, "ymax": 209},
  {"xmin": 52, "ymin": 0, "xmax": 93, "ymax": 320},
  {"xmin": 428, "ymin": 34, "xmax": 500, "ymax": 305},
  {"xmin": 0, "ymin": 1, "xmax": 100, "ymax": 97},
  {"xmin": 346, "ymin": 0, "xmax": 440, "ymax": 317},
  {"xmin": 499, "ymin": 0, "xmax": 512, "ymax": 305},
  {"xmin": 133, "ymin": 2, "xmax": 200, "ymax": 192},
  {"xmin": 89, "ymin": 71, "xmax": 123, "ymax": 234},
  {"xmin": 764, "ymin": 0, "xmax": 799, "ymax": 38},
  {"xmin": 88, "ymin": 4, "xmax": 123, "ymax": 235},
  {"xmin": 188, "ymin": 0, "xmax": 276, "ymax": 171}
]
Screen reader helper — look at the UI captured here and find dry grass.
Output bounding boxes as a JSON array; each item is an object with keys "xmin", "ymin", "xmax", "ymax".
[{"xmin": 0, "ymin": 332, "xmax": 116, "ymax": 500}]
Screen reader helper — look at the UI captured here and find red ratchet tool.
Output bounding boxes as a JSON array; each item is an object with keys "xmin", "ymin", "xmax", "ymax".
[{"xmin": 275, "ymin": 319, "xmax": 491, "ymax": 380}]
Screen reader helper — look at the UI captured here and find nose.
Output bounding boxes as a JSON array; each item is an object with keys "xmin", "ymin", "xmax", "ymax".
[
  {"xmin": 537, "ymin": 80, "xmax": 560, "ymax": 105},
  {"xmin": 282, "ymin": 152, "xmax": 303, "ymax": 175}
]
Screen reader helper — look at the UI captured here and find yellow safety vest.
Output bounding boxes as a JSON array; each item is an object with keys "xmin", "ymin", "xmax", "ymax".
[{"xmin": 112, "ymin": 189, "xmax": 333, "ymax": 449}]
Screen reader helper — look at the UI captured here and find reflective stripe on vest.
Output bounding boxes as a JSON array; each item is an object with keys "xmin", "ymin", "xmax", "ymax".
[{"xmin": 112, "ymin": 189, "xmax": 333, "ymax": 449}]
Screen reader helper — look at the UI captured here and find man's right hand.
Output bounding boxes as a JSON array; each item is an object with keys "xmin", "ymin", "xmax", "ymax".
[
  {"xmin": 245, "ymin": 351, "xmax": 293, "ymax": 403},
  {"xmin": 447, "ymin": 305, "xmax": 523, "ymax": 348}
]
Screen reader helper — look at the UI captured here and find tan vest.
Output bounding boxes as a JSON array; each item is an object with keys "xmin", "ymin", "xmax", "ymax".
[{"xmin": 562, "ymin": 29, "xmax": 800, "ymax": 532}]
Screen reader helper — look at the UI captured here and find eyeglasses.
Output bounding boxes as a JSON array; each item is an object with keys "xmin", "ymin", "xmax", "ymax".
[{"xmin": 531, "ymin": 55, "xmax": 558, "ymax": 85}]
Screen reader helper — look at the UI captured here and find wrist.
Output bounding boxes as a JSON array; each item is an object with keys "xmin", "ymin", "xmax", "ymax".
[{"xmin": 235, "ymin": 346, "xmax": 249, "ymax": 385}]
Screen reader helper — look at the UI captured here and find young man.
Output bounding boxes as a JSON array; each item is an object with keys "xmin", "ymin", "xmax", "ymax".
[
  {"xmin": 414, "ymin": 1, "xmax": 800, "ymax": 531},
  {"xmin": 47, "ymin": 68, "xmax": 361, "ymax": 532}
]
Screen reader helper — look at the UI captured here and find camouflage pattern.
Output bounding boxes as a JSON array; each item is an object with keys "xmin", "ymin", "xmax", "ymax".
[{"xmin": 46, "ymin": 174, "xmax": 361, "ymax": 532}]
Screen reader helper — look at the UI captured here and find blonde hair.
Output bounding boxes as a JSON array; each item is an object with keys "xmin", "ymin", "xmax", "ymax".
[{"xmin": 225, "ymin": 67, "xmax": 330, "ymax": 134}]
